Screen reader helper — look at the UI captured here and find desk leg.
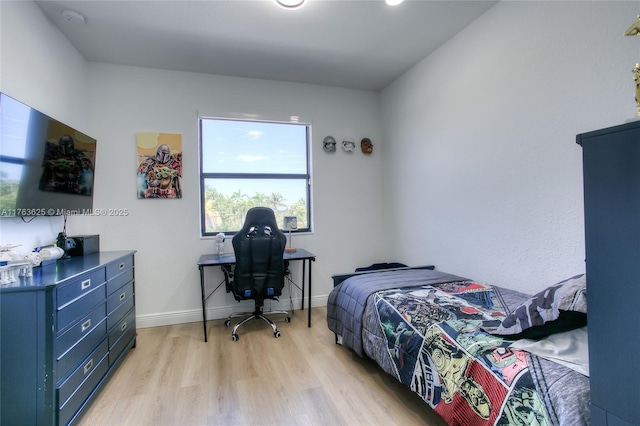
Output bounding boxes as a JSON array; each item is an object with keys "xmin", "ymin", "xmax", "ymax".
[
  {"xmin": 307, "ymin": 259, "xmax": 312, "ymax": 327},
  {"xmin": 200, "ymin": 266, "xmax": 208, "ymax": 342},
  {"xmin": 300, "ymin": 260, "xmax": 306, "ymax": 312}
]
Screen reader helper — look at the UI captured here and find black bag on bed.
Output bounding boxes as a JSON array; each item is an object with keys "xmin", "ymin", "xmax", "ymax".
[{"xmin": 355, "ymin": 262, "xmax": 408, "ymax": 272}]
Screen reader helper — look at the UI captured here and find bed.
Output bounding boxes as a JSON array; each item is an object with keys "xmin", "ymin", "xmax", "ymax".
[{"xmin": 327, "ymin": 267, "xmax": 590, "ymax": 425}]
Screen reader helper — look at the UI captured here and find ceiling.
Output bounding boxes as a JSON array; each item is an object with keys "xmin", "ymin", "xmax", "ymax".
[{"xmin": 35, "ymin": 0, "xmax": 497, "ymax": 92}]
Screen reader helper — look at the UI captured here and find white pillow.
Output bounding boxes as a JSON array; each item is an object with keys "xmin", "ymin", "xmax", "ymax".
[{"xmin": 510, "ymin": 326, "xmax": 589, "ymax": 377}]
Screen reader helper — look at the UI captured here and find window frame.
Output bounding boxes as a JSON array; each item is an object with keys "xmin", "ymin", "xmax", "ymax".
[{"xmin": 198, "ymin": 116, "xmax": 312, "ymax": 237}]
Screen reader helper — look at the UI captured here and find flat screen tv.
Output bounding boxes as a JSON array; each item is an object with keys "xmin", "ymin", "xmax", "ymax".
[{"xmin": 0, "ymin": 93, "xmax": 97, "ymax": 217}]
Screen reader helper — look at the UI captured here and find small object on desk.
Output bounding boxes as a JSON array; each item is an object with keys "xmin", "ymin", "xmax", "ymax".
[
  {"xmin": 283, "ymin": 216, "xmax": 297, "ymax": 253},
  {"xmin": 215, "ymin": 232, "xmax": 225, "ymax": 255}
]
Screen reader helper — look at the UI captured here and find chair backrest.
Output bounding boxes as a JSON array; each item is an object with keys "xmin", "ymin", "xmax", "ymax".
[{"xmin": 231, "ymin": 207, "xmax": 287, "ymax": 300}]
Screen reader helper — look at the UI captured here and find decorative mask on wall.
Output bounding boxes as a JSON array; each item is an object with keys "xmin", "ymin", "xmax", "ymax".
[
  {"xmin": 323, "ymin": 136, "xmax": 337, "ymax": 153},
  {"xmin": 360, "ymin": 138, "xmax": 373, "ymax": 155},
  {"xmin": 342, "ymin": 139, "xmax": 356, "ymax": 152}
]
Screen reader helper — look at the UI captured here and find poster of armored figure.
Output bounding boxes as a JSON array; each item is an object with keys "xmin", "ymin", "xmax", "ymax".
[{"xmin": 136, "ymin": 132, "xmax": 182, "ymax": 199}]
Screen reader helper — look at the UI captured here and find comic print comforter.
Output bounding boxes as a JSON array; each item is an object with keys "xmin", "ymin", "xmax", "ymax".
[{"xmin": 327, "ymin": 269, "xmax": 590, "ymax": 426}]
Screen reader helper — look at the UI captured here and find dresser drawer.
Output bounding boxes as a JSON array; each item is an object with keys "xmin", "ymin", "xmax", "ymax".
[
  {"xmin": 106, "ymin": 267, "xmax": 134, "ymax": 296},
  {"xmin": 57, "ymin": 268, "xmax": 106, "ymax": 308},
  {"xmin": 56, "ymin": 302, "xmax": 107, "ymax": 359},
  {"xmin": 57, "ymin": 339, "xmax": 108, "ymax": 411},
  {"xmin": 56, "ymin": 317, "xmax": 107, "ymax": 383},
  {"xmin": 106, "ymin": 255, "xmax": 134, "ymax": 280},
  {"xmin": 107, "ymin": 284, "xmax": 135, "ymax": 330},
  {"xmin": 107, "ymin": 280, "xmax": 134, "ymax": 315},
  {"xmin": 58, "ymin": 345, "xmax": 109, "ymax": 426},
  {"xmin": 56, "ymin": 283, "xmax": 106, "ymax": 333},
  {"xmin": 109, "ymin": 308, "xmax": 136, "ymax": 365}
]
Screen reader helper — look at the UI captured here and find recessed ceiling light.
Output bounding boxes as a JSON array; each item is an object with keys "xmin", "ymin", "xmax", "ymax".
[
  {"xmin": 275, "ymin": 0, "xmax": 305, "ymax": 9},
  {"xmin": 385, "ymin": 0, "xmax": 404, "ymax": 5}
]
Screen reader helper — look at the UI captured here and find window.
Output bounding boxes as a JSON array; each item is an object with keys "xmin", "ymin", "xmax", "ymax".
[
  {"xmin": 199, "ymin": 117, "xmax": 311, "ymax": 236},
  {"xmin": 0, "ymin": 97, "xmax": 29, "ymax": 212}
]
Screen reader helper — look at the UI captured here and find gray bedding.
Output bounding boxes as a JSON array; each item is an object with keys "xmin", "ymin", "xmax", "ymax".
[
  {"xmin": 327, "ymin": 269, "xmax": 467, "ymax": 357},
  {"xmin": 326, "ymin": 268, "xmax": 590, "ymax": 425}
]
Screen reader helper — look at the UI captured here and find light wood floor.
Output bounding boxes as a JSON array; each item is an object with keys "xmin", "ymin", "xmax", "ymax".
[{"xmin": 77, "ymin": 306, "xmax": 447, "ymax": 426}]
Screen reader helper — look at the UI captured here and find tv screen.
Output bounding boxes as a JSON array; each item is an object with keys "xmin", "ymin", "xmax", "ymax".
[{"xmin": 0, "ymin": 93, "xmax": 97, "ymax": 217}]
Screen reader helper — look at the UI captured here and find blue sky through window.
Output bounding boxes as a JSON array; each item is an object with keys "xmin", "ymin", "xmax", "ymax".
[
  {"xmin": 201, "ymin": 118, "xmax": 308, "ymax": 205},
  {"xmin": 201, "ymin": 119, "xmax": 307, "ymax": 174}
]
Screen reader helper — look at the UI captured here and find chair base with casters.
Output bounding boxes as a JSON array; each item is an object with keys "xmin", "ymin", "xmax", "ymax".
[{"xmin": 224, "ymin": 299, "xmax": 290, "ymax": 341}]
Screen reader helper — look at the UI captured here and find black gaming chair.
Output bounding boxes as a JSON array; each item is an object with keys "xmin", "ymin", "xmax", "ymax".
[{"xmin": 223, "ymin": 207, "xmax": 290, "ymax": 341}]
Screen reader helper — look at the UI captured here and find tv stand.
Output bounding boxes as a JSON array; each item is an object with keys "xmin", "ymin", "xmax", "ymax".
[{"xmin": 0, "ymin": 250, "xmax": 136, "ymax": 425}]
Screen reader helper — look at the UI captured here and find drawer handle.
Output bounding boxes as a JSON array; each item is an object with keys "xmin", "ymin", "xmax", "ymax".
[
  {"xmin": 121, "ymin": 321, "xmax": 127, "ymax": 332},
  {"xmin": 119, "ymin": 262, "xmax": 125, "ymax": 270},
  {"xmin": 84, "ymin": 358, "xmax": 94, "ymax": 375},
  {"xmin": 81, "ymin": 319, "xmax": 92, "ymax": 332},
  {"xmin": 81, "ymin": 279, "xmax": 91, "ymax": 290},
  {"xmin": 119, "ymin": 292, "xmax": 126, "ymax": 301}
]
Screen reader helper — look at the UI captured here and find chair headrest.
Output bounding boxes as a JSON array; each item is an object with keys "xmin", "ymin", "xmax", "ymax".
[{"xmin": 237, "ymin": 207, "xmax": 280, "ymax": 235}]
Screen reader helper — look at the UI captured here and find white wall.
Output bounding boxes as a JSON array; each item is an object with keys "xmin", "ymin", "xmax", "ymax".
[
  {"xmin": 381, "ymin": 1, "xmax": 639, "ymax": 294},
  {"xmin": 0, "ymin": 1, "xmax": 90, "ymax": 249},
  {"xmin": 84, "ymin": 64, "xmax": 385, "ymax": 326}
]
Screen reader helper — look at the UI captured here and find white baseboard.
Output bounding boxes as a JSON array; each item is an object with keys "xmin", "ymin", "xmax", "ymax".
[{"xmin": 135, "ymin": 295, "xmax": 327, "ymax": 329}]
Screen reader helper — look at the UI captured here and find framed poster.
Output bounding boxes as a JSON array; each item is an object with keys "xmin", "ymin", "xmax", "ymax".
[{"xmin": 136, "ymin": 132, "xmax": 182, "ymax": 199}]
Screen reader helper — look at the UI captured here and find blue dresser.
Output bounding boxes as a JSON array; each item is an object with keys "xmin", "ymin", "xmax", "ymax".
[
  {"xmin": 0, "ymin": 250, "xmax": 136, "ymax": 425},
  {"xmin": 578, "ymin": 121, "xmax": 640, "ymax": 425}
]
